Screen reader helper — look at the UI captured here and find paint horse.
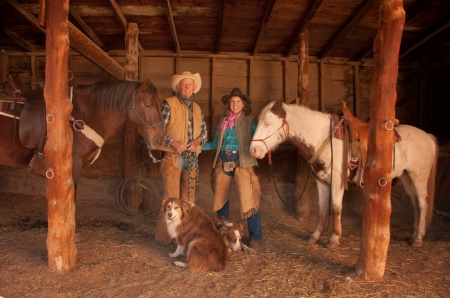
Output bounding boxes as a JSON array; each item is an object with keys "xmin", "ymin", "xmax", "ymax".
[
  {"xmin": 0, "ymin": 78, "xmax": 164, "ymax": 197},
  {"xmin": 250, "ymin": 98, "xmax": 438, "ymax": 249}
]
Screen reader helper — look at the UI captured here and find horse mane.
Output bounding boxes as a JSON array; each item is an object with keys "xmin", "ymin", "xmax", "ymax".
[{"xmin": 92, "ymin": 80, "xmax": 140, "ymax": 111}]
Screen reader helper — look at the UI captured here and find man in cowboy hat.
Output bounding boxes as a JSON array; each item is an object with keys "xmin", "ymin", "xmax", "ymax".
[{"xmin": 155, "ymin": 71, "xmax": 208, "ymax": 245}]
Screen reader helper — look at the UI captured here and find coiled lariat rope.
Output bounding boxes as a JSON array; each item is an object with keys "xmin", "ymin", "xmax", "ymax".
[{"xmin": 115, "ymin": 176, "xmax": 161, "ymax": 217}]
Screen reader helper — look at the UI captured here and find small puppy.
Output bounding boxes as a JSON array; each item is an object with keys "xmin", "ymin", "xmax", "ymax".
[
  {"xmin": 212, "ymin": 216, "xmax": 257, "ymax": 255},
  {"xmin": 164, "ymin": 198, "xmax": 229, "ymax": 273}
]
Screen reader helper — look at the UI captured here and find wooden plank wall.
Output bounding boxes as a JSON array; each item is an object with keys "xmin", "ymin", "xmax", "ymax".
[{"xmin": 1, "ymin": 52, "xmax": 423, "ymax": 180}]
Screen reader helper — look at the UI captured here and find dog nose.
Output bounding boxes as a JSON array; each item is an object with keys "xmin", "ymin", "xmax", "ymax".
[{"xmin": 168, "ymin": 212, "xmax": 172, "ymax": 218}]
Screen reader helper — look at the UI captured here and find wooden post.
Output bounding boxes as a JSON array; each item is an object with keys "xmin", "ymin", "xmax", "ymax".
[
  {"xmin": 124, "ymin": 22, "xmax": 142, "ymax": 213},
  {"xmin": 44, "ymin": 0, "xmax": 77, "ymax": 271},
  {"xmin": 355, "ymin": 0, "xmax": 405, "ymax": 281},
  {"xmin": 295, "ymin": 28, "xmax": 312, "ymax": 220}
]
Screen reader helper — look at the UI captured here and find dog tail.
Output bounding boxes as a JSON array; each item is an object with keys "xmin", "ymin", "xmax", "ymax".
[{"xmin": 186, "ymin": 239, "xmax": 228, "ymax": 273}]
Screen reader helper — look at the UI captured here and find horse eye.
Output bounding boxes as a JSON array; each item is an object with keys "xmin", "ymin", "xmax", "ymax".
[
  {"xmin": 145, "ymin": 104, "xmax": 150, "ymax": 108},
  {"xmin": 265, "ymin": 122, "xmax": 271, "ymax": 127}
]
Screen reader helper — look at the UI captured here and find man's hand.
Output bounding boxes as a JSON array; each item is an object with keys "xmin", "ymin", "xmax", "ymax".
[
  {"xmin": 187, "ymin": 138, "xmax": 201, "ymax": 152},
  {"xmin": 170, "ymin": 140, "xmax": 187, "ymax": 153}
]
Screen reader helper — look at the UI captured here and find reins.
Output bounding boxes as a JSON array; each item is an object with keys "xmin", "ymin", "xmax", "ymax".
[{"xmin": 252, "ymin": 117, "xmax": 310, "ymax": 206}]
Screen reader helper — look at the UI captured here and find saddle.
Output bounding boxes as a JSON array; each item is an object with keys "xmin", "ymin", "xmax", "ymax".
[
  {"xmin": 337, "ymin": 101, "xmax": 400, "ymax": 187},
  {"xmin": 2, "ymin": 75, "xmax": 47, "ymax": 175}
]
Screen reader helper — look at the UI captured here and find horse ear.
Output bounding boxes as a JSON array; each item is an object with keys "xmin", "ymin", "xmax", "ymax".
[
  {"xmin": 272, "ymin": 96, "xmax": 283, "ymax": 110},
  {"xmin": 139, "ymin": 78, "xmax": 152, "ymax": 92}
]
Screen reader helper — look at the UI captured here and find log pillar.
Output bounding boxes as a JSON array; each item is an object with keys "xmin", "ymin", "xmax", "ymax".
[
  {"xmin": 355, "ymin": 0, "xmax": 405, "ymax": 281},
  {"xmin": 295, "ymin": 29, "xmax": 312, "ymax": 221},
  {"xmin": 124, "ymin": 22, "xmax": 142, "ymax": 213},
  {"xmin": 44, "ymin": 0, "xmax": 77, "ymax": 271}
]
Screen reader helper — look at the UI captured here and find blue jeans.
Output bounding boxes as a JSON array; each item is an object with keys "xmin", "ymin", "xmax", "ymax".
[{"xmin": 217, "ymin": 200, "xmax": 262, "ymax": 242}]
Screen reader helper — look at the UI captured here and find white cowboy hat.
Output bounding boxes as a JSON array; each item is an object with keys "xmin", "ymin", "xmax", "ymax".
[{"xmin": 171, "ymin": 71, "xmax": 202, "ymax": 94}]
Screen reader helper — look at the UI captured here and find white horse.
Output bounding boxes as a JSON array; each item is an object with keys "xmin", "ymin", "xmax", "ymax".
[{"xmin": 250, "ymin": 98, "xmax": 438, "ymax": 249}]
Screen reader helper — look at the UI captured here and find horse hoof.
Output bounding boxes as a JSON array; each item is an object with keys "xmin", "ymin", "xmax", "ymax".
[
  {"xmin": 74, "ymin": 233, "xmax": 83, "ymax": 243},
  {"xmin": 307, "ymin": 236, "xmax": 319, "ymax": 244},
  {"xmin": 326, "ymin": 241, "xmax": 340, "ymax": 249},
  {"xmin": 410, "ymin": 239, "xmax": 423, "ymax": 248}
]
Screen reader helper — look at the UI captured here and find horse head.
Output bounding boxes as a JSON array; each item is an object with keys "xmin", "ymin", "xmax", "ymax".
[
  {"xmin": 250, "ymin": 97, "xmax": 289, "ymax": 159},
  {"xmin": 128, "ymin": 78, "xmax": 164, "ymax": 150}
]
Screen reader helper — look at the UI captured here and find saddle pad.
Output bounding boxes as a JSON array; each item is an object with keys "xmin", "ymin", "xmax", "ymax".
[{"xmin": 333, "ymin": 114, "xmax": 345, "ymax": 140}]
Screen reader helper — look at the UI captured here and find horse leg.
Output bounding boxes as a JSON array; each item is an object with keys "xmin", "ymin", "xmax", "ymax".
[
  {"xmin": 326, "ymin": 179, "xmax": 345, "ymax": 249},
  {"xmin": 308, "ymin": 180, "xmax": 330, "ymax": 244},
  {"xmin": 400, "ymin": 172, "xmax": 429, "ymax": 248}
]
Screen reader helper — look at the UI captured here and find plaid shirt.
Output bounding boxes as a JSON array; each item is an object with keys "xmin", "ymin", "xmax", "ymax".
[
  {"xmin": 161, "ymin": 99, "xmax": 208, "ymax": 147},
  {"xmin": 202, "ymin": 118, "xmax": 256, "ymax": 151}
]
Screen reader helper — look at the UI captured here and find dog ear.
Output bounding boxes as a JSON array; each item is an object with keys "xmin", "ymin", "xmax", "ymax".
[
  {"xmin": 180, "ymin": 199, "xmax": 192, "ymax": 212},
  {"xmin": 236, "ymin": 223, "xmax": 243, "ymax": 234}
]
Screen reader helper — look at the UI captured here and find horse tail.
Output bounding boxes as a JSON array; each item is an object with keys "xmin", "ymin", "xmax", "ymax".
[{"xmin": 426, "ymin": 133, "xmax": 438, "ymax": 229}]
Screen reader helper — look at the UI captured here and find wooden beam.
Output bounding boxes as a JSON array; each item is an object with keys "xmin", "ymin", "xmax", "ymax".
[
  {"xmin": 108, "ymin": 0, "xmax": 144, "ymax": 52},
  {"xmin": 283, "ymin": 58, "xmax": 289, "ymax": 102},
  {"xmin": 124, "ymin": 22, "xmax": 142, "ymax": 213},
  {"xmin": 319, "ymin": 60, "xmax": 324, "ymax": 112},
  {"xmin": 69, "ymin": 6, "xmax": 107, "ymax": 51},
  {"xmin": 356, "ymin": 0, "xmax": 429, "ymax": 61},
  {"xmin": 6, "ymin": 0, "xmax": 46, "ymax": 34},
  {"xmin": 216, "ymin": 0, "xmax": 225, "ymax": 54},
  {"xmin": 164, "ymin": 0, "xmax": 181, "ymax": 54},
  {"xmin": 320, "ymin": 0, "xmax": 377, "ymax": 59},
  {"xmin": 68, "ymin": 23, "xmax": 124, "ymax": 80},
  {"xmin": 356, "ymin": 0, "xmax": 405, "ymax": 281},
  {"xmin": 294, "ymin": 28, "xmax": 312, "ymax": 222},
  {"xmin": 7, "ymin": 0, "xmax": 124, "ymax": 80},
  {"xmin": 286, "ymin": 0, "xmax": 324, "ymax": 57},
  {"xmin": 353, "ymin": 64, "xmax": 360, "ymax": 117},
  {"xmin": 400, "ymin": 18, "xmax": 450, "ymax": 59},
  {"xmin": 44, "ymin": 0, "xmax": 76, "ymax": 272},
  {"xmin": 1, "ymin": 27, "xmax": 38, "ymax": 52},
  {"xmin": 253, "ymin": 0, "xmax": 276, "ymax": 56}
]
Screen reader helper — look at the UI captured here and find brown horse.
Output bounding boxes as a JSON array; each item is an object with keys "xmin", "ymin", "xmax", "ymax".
[{"xmin": 0, "ymin": 78, "xmax": 164, "ymax": 193}]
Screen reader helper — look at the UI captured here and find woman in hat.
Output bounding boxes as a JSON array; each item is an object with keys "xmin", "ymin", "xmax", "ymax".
[
  {"xmin": 202, "ymin": 87, "xmax": 262, "ymax": 248},
  {"xmin": 155, "ymin": 71, "xmax": 208, "ymax": 245}
]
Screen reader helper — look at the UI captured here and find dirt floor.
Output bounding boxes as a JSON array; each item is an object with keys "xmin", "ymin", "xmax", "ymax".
[{"xmin": 1, "ymin": 180, "xmax": 450, "ymax": 297}]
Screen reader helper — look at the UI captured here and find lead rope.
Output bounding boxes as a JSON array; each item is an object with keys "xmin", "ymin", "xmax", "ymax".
[{"xmin": 182, "ymin": 151, "xmax": 199, "ymax": 198}]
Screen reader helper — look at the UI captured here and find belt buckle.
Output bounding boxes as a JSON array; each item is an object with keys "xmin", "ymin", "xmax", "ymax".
[{"xmin": 226, "ymin": 150, "xmax": 237, "ymax": 154}]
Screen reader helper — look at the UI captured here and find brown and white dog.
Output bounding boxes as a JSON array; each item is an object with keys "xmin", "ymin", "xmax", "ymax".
[
  {"xmin": 164, "ymin": 198, "xmax": 229, "ymax": 273},
  {"xmin": 212, "ymin": 216, "xmax": 257, "ymax": 255}
]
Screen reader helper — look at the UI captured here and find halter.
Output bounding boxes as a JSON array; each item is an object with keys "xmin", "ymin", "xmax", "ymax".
[
  {"xmin": 131, "ymin": 92, "xmax": 165, "ymax": 163},
  {"xmin": 131, "ymin": 93, "xmax": 164, "ymax": 130},
  {"xmin": 251, "ymin": 118, "xmax": 289, "ymax": 164}
]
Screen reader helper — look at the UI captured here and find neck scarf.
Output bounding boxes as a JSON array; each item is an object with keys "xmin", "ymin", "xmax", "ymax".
[
  {"xmin": 221, "ymin": 110, "xmax": 243, "ymax": 131},
  {"xmin": 179, "ymin": 92, "xmax": 195, "ymax": 121}
]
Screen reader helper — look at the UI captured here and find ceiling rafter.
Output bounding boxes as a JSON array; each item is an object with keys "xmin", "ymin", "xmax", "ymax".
[
  {"xmin": 108, "ymin": 0, "xmax": 144, "ymax": 52},
  {"xmin": 400, "ymin": 17, "xmax": 450, "ymax": 59},
  {"xmin": 1, "ymin": 26, "xmax": 37, "ymax": 52},
  {"xmin": 69, "ymin": 6, "xmax": 107, "ymax": 51},
  {"xmin": 319, "ymin": 0, "xmax": 378, "ymax": 59},
  {"xmin": 285, "ymin": 0, "xmax": 324, "ymax": 57},
  {"xmin": 216, "ymin": 0, "xmax": 225, "ymax": 54},
  {"xmin": 164, "ymin": 0, "xmax": 180, "ymax": 54},
  {"xmin": 356, "ymin": 0, "xmax": 431, "ymax": 61},
  {"xmin": 253, "ymin": 0, "xmax": 276, "ymax": 56},
  {"xmin": 6, "ymin": 0, "xmax": 45, "ymax": 34}
]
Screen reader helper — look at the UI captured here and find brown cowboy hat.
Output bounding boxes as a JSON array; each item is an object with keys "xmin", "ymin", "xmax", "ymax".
[
  {"xmin": 171, "ymin": 71, "xmax": 202, "ymax": 94},
  {"xmin": 221, "ymin": 87, "xmax": 251, "ymax": 105}
]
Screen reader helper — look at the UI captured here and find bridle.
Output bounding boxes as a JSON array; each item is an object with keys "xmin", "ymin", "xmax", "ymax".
[
  {"xmin": 251, "ymin": 118, "xmax": 289, "ymax": 164},
  {"xmin": 130, "ymin": 92, "xmax": 165, "ymax": 163}
]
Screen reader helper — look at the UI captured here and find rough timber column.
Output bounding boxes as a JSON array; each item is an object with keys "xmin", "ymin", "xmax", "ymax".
[
  {"xmin": 294, "ymin": 29, "xmax": 312, "ymax": 220},
  {"xmin": 355, "ymin": 0, "xmax": 405, "ymax": 281},
  {"xmin": 44, "ymin": 0, "xmax": 77, "ymax": 271}
]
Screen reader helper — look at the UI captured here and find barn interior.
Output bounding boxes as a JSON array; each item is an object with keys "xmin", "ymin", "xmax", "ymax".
[{"xmin": 0, "ymin": 0, "xmax": 450, "ymax": 292}]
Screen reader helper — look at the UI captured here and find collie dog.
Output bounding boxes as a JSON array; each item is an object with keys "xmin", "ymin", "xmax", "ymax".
[
  {"xmin": 212, "ymin": 217, "xmax": 257, "ymax": 255},
  {"xmin": 164, "ymin": 198, "xmax": 229, "ymax": 273}
]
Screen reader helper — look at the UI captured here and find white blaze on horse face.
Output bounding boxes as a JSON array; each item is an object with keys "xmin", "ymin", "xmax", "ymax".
[{"xmin": 250, "ymin": 109, "xmax": 285, "ymax": 159}]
